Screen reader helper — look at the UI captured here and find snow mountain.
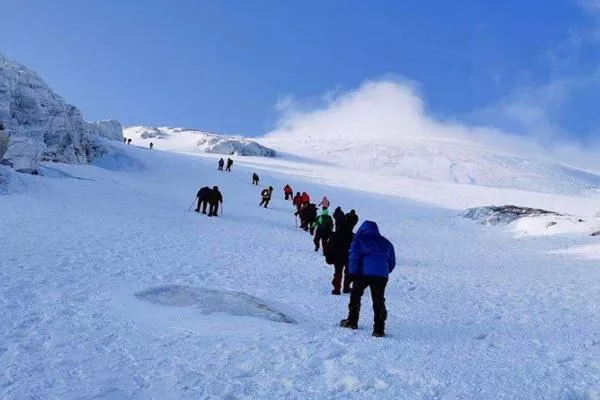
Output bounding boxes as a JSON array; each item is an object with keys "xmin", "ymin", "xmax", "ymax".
[
  {"xmin": 124, "ymin": 126, "xmax": 276, "ymax": 157},
  {"xmin": 261, "ymin": 131, "xmax": 600, "ymax": 198},
  {"xmin": 0, "ymin": 52, "xmax": 123, "ymax": 172}
]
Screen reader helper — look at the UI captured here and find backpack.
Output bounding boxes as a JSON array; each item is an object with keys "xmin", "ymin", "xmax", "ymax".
[{"xmin": 318, "ymin": 214, "xmax": 334, "ymax": 232}]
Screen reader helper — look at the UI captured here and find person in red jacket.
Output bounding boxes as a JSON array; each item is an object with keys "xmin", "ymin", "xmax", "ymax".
[
  {"xmin": 284, "ymin": 184, "xmax": 293, "ymax": 200},
  {"xmin": 293, "ymin": 192, "xmax": 303, "ymax": 211},
  {"xmin": 301, "ymin": 192, "xmax": 310, "ymax": 206}
]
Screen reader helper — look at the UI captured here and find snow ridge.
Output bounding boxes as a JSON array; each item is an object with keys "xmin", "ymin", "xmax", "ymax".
[{"xmin": 125, "ymin": 126, "xmax": 276, "ymax": 157}]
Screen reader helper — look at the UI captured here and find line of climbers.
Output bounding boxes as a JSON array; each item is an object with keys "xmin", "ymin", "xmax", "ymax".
[
  {"xmin": 291, "ymin": 191, "xmax": 395, "ymax": 337},
  {"xmin": 193, "ymin": 168, "xmax": 395, "ymax": 337}
]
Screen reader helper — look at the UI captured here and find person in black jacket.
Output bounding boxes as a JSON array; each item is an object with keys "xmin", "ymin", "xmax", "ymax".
[
  {"xmin": 218, "ymin": 158, "xmax": 225, "ymax": 171},
  {"xmin": 333, "ymin": 207, "xmax": 345, "ymax": 231},
  {"xmin": 195, "ymin": 186, "xmax": 212, "ymax": 214},
  {"xmin": 326, "ymin": 219, "xmax": 355, "ymax": 294},
  {"xmin": 225, "ymin": 158, "xmax": 233, "ymax": 172},
  {"xmin": 345, "ymin": 209, "xmax": 359, "ymax": 230},
  {"xmin": 208, "ymin": 186, "xmax": 223, "ymax": 216},
  {"xmin": 252, "ymin": 173, "xmax": 260, "ymax": 185}
]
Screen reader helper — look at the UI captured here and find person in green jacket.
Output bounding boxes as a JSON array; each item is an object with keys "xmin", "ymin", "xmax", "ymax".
[{"xmin": 314, "ymin": 208, "xmax": 334, "ymax": 255}]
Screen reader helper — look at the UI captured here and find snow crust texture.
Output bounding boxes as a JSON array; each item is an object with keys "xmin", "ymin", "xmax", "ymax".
[
  {"xmin": 125, "ymin": 126, "xmax": 276, "ymax": 157},
  {"xmin": 0, "ymin": 53, "xmax": 123, "ymax": 172}
]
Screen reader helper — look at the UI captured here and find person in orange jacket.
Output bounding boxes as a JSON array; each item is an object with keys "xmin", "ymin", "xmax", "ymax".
[
  {"xmin": 284, "ymin": 184, "xmax": 293, "ymax": 200},
  {"xmin": 301, "ymin": 192, "xmax": 310, "ymax": 205}
]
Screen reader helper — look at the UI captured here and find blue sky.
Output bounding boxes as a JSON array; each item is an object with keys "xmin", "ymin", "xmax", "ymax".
[{"xmin": 3, "ymin": 0, "xmax": 600, "ymax": 141}]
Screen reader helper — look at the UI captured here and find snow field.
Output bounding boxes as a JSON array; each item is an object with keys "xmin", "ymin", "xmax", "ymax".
[{"xmin": 1, "ymin": 143, "xmax": 599, "ymax": 399}]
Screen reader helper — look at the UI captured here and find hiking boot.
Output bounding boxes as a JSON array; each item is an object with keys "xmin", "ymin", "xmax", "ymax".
[
  {"xmin": 372, "ymin": 331, "xmax": 385, "ymax": 338},
  {"xmin": 340, "ymin": 319, "xmax": 358, "ymax": 330},
  {"xmin": 314, "ymin": 246, "xmax": 319, "ymax": 252},
  {"xmin": 342, "ymin": 288, "xmax": 352, "ymax": 294},
  {"xmin": 331, "ymin": 290, "xmax": 341, "ymax": 295}
]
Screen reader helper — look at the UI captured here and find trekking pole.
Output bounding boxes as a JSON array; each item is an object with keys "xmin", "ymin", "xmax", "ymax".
[
  {"xmin": 295, "ymin": 215, "xmax": 298, "ymax": 229},
  {"xmin": 188, "ymin": 197, "xmax": 197, "ymax": 212},
  {"xmin": 220, "ymin": 203, "xmax": 224, "ymax": 216}
]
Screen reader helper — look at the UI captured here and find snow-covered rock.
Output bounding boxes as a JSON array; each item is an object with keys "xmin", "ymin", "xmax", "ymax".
[
  {"xmin": 464, "ymin": 205, "xmax": 600, "ymax": 237},
  {"xmin": 0, "ymin": 52, "xmax": 123, "ymax": 172},
  {"xmin": 92, "ymin": 120, "xmax": 124, "ymax": 142},
  {"xmin": 135, "ymin": 285, "xmax": 295, "ymax": 323},
  {"xmin": 125, "ymin": 126, "xmax": 276, "ymax": 157},
  {"xmin": 463, "ymin": 205, "xmax": 560, "ymax": 225}
]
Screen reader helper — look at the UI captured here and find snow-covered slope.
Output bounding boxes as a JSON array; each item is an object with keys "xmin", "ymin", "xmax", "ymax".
[
  {"xmin": 0, "ymin": 53, "xmax": 123, "ymax": 172},
  {"xmin": 1, "ymin": 143, "xmax": 599, "ymax": 399},
  {"xmin": 261, "ymin": 132, "xmax": 600, "ymax": 197},
  {"xmin": 124, "ymin": 126, "xmax": 276, "ymax": 157}
]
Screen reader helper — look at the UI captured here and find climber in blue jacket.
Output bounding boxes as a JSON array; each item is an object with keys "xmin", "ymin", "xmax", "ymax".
[{"xmin": 340, "ymin": 220, "xmax": 395, "ymax": 337}]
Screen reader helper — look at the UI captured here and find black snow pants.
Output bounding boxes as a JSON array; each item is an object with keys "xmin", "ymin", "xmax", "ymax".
[
  {"xmin": 259, "ymin": 198, "xmax": 270, "ymax": 208},
  {"xmin": 208, "ymin": 202, "xmax": 219, "ymax": 217},
  {"xmin": 313, "ymin": 230, "xmax": 330, "ymax": 255},
  {"xmin": 346, "ymin": 276, "xmax": 388, "ymax": 334},
  {"xmin": 196, "ymin": 198, "xmax": 209, "ymax": 214}
]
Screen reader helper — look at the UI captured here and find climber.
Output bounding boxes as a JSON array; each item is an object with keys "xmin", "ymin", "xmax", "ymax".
[
  {"xmin": 318, "ymin": 196, "xmax": 331, "ymax": 210},
  {"xmin": 284, "ymin": 185, "xmax": 293, "ymax": 201},
  {"xmin": 340, "ymin": 221, "xmax": 395, "ymax": 337},
  {"xmin": 313, "ymin": 208, "xmax": 334, "ymax": 255},
  {"xmin": 259, "ymin": 186, "xmax": 274, "ymax": 208}
]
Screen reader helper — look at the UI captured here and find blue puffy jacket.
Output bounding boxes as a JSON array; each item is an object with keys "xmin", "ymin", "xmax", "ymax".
[{"xmin": 349, "ymin": 221, "xmax": 396, "ymax": 278}]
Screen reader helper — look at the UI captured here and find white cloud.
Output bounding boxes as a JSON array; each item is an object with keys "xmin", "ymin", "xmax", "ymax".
[{"xmin": 266, "ymin": 77, "xmax": 600, "ymax": 170}]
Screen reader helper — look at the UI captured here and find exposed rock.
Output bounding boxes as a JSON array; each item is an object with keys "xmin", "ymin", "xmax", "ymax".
[
  {"xmin": 463, "ymin": 205, "xmax": 560, "ymax": 225},
  {"xmin": 0, "ymin": 52, "xmax": 122, "ymax": 172}
]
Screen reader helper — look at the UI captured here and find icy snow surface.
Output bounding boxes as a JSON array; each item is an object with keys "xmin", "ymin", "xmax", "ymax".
[{"xmin": 1, "ymin": 142, "xmax": 600, "ymax": 399}]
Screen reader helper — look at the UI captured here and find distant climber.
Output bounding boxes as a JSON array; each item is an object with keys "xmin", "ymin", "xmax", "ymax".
[
  {"xmin": 333, "ymin": 206, "xmax": 345, "ymax": 231},
  {"xmin": 127, "ymin": 138, "xmax": 132, "ymax": 145},
  {"xmin": 313, "ymin": 208, "xmax": 334, "ymax": 255},
  {"xmin": 345, "ymin": 209, "xmax": 359, "ymax": 231},
  {"xmin": 149, "ymin": 142, "xmax": 154, "ymax": 150},
  {"xmin": 252, "ymin": 173, "xmax": 260, "ymax": 185},
  {"xmin": 340, "ymin": 221, "xmax": 395, "ymax": 337},
  {"xmin": 260, "ymin": 186, "xmax": 274, "ymax": 208},
  {"xmin": 326, "ymin": 219, "xmax": 355, "ymax": 294},
  {"xmin": 0, "ymin": 120, "xmax": 5, "ymax": 131},
  {"xmin": 123, "ymin": 137, "xmax": 127, "ymax": 144},
  {"xmin": 208, "ymin": 186, "xmax": 223, "ymax": 217},
  {"xmin": 218, "ymin": 158, "xmax": 224, "ymax": 171},
  {"xmin": 293, "ymin": 192, "xmax": 303, "ymax": 211},
  {"xmin": 284, "ymin": 185, "xmax": 293, "ymax": 201},
  {"xmin": 225, "ymin": 158, "xmax": 233, "ymax": 172},
  {"xmin": 195, "ymin": 186, "xmax": 212, "ymax": 214},
  {"xmin": 318, "ymin": 196, "xmax": 330, "ymax": 210}
]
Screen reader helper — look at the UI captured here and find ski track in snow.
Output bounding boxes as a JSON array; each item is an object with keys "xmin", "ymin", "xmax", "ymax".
[{"xmin": 1, "ymin": 145, "xmax": 600, "ymax": 399}]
